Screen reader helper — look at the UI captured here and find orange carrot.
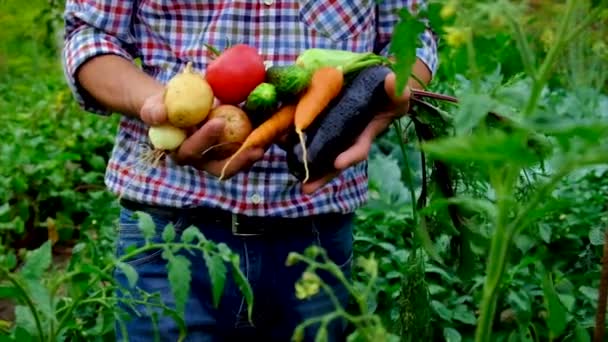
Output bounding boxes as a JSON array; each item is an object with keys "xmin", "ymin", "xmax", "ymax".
[
  {"xmin": 219, "ymin": 104, "xmax": 297, "ymax": 180},
  {"xmin": 293, "ymin": 66, "xmax": 344, "ymax": 183}
]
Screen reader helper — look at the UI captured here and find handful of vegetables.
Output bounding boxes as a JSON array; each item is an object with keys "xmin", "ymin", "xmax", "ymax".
[{"xmin": 145, "ymin": 43, "xmax": 398, "ymax": 184}]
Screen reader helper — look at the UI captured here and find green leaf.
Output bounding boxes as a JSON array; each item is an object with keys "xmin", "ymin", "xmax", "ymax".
[
  {"xmin": 557, "ymin": 293, "xmax": 575, "ymax": 312},
  {"xmin": 162, "ymin": 223, "xmax": 176, "ymax": 243},
  {"xmin": 0, "ymin": 203, "xmax": 10, "ymax": 219},
  {"xmin": 578, "ymin": 286, "xmax": 598, "ymax": 302},
  {"xmin": 573, "ymin": 322, "xmax": 591, "ymax": 342},
  {"xmin": 202, "ymin": 251, "xmax": 227, "ymax": 308},
  {"xmin": 14, "ymin": 306, "xmax": 37, "ymax": 337},
  {"xmin": 589, "ymin": 226, "xmax": 605, "ymax": 246},
  {"xmin": 431, "ymin": 300, "xmax": 452, "ymax": 321},
  {"xmin": 3, "ymin": 251, "xmax": 17, "ymax": 270},
  {"xmin": 443, "ymin": 327, "xmax": 462, "ymax": 342},
  {"xmin": 204, "ymin": 43, "xmax": 222, "ymax": 58},
  {"xmin": 115, "ymin": 261, "xmax": 138, "ymax": 288},
  {"xmin": 453, "ymin": 93, "xmax": 495, "ymax": 135},
  {"xmin": 422, "ymin": 129, "xmax": 544, "ymax": 168},
  {"xmin": 539, "ymin": 223, "xmax": 552, "ymax": 243},
  {"xmin": 367, "ymin": 153, "xmax": 412, "ymax": 208},
  {"xmin": 0, "ymin": 285, "xmax": 17, "ymax": 299},
  {"xmin": 21, "ymin": 240, "xmax": 51, "ymax": 281},
  {"xmin": 23, "ymin": 279, "xmax": 51, "ymax": 322},
  {"xmin": 217, "ymin": 243, "xmax": 233, "ymax": 260},
  {"xmin": 12, "ymin": 326, "xmax": 35, "ymax": 342},
  {"xmin": 166, "ymin": 252, "xmax": 192, "ymax": 315},
  {"xmin": 542, "ymin": 272, "xmax": 567, "ymax": 339},
  {"xmin": 135, "ymin": 211, "xmax": 156, "ymax": 242},
  {"xmin": 181, "ymin": 226, "xmax": 204, "ymax": 244},
  {"xmin": 452, "ymin": 305, "xmax": 476, "ymax": 325},
  {"xmin": 507, "ymin": 289, "xmax": 532, "ymax": 323},
  {"xmin": 230, "ymin": 254, "xmax": 254, "ymax": 323},
  {"xmin": 388, "ymin": 7, "xmax": 426, "ymax": 95}
]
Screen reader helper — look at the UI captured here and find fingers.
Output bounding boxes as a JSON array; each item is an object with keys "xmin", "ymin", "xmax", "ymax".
[
  {"xmin": 173, "ymin": 118, "xmax": 225, "ymax": 163},
  {"xmin": 202, "ymin": 147, "xmax": 265, "ymax": 179},
  {"xmin": 334, "ymin": 114, "xmax": 392, "ymax": 170},
  {"xmin": 384, "ymin": 72, "xmax": 411, "ymax": 114},
  {"xmin": 301, "ymin": 169, "xmax": 340, "ymax": 195},
  {"xmin": 140, "ymin": 91, "xmax": 168, "ymax": 125}
]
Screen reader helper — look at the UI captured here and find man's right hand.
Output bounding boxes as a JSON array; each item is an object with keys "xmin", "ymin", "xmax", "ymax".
[{"xmin": 140, "ymin": 91, "xmax": 265, "ymax": 179}]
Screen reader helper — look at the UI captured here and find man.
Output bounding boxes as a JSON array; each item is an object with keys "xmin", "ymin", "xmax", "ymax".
[{"xmin": 62, "ymin": 0, "xmax": 437, "ymax": 340}]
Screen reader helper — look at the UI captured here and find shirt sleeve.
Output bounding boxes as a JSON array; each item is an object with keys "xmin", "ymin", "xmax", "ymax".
[
  {"xmin": 375, "ymin": 0, "xmax": 439, "ymax": 76},
  {"xmin": 62, "ymin": 0, "xmax": 137, "ymax": 115}
]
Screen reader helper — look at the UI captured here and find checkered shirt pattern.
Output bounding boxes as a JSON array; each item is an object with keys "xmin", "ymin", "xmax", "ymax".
[{"xmin": 62, "ymin": 0, "xmax": 438, "ymax": 218}]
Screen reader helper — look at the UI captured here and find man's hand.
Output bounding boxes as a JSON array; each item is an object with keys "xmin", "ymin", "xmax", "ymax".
[
  {"xmin": 301, "ymin": 59, "xmax": 432, "ymax": 195},
  {"xmin": 140, "ymin": 92, "xmax": 264, "ymax": 179},
  {"xmin": 300, "ymin": 72, "xmax": 410, "ymax": 194}
]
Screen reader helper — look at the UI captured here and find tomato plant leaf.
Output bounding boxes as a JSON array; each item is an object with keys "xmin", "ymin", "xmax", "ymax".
[
  {"xmin": 389, "ymin": 8, "xmax": 426, "ymax": 95},
  {"xmin": 230, "ymin": 254, "xmax": 254, "ymax": 323},
  {"xmin": 135, "ymin": 211, "xmax": 156, "ymax": 243},
  {"xmin": 21, "ymin": 240, "xmax": 51, "ymax": 281},
  {"xmin": 203, "ymin": 251, "xmax": 227, "ymax": 309},
  {"xmin": 115, "ymin": 261, "xmax": 138, "ymax": 288},
  {"xmin": 166, "ymin": 252, "xmax": 192, "ymax": 315},
  {"xmin": 181, "ymin": 225, "xmax": 205, "ymax": 244},
  {"xmin": 422, "ymin": 129, "xmax": 544, "ymax": 168},
  {"xmin": 453, "ymin": 92, "xmax": 495, "ymax": 135},
  {"xmin": 162, "ymin": 223, "xmax": 176, "ymax": 243}
]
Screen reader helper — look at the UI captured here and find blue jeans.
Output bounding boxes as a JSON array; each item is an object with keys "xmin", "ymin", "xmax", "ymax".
[{"xmin": 113, "ymin": 203, "xmax": 354, "ymax": 341}]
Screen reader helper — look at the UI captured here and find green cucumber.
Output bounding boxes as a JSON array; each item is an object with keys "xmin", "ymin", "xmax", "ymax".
[
  {"xmin": 265, "ymin": 64, "xmax": 311, "ymax": 99},
  {"xmin": 243, "ymin": 82, "xmax": 278, "ymax": 126}
]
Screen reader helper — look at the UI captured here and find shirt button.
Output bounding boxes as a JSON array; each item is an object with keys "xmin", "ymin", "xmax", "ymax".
[
  {"xmin": 250, "ymin": 193, "xmax": 262, "ymax": 204},
  {"xmin": 263, "ymin": 0, "xmax": 273, "ymax": 5}
]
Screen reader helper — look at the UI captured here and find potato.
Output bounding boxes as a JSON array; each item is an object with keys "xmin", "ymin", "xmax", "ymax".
[
  {"xmin": 164, "ymin": 62, "xmax": 214, "ymax": 128},
  {"xmin": 148, "ymin": 124, "xmax": 187, "ymax": 151},
  {"xmin": 206, "ymin": 104, "xmax": 253, "ymax": 159}
]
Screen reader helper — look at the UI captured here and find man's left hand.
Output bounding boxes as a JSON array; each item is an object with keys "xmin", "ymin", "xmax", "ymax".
[{"xmin": 301, "ymin": 72, "xmax": 412, "ymax": 194}]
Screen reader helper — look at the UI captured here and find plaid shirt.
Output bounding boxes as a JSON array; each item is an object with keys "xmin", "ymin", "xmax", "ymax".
[{"xmin": 63, "ymin": 0, "xmax": 438, "ymax": 218}]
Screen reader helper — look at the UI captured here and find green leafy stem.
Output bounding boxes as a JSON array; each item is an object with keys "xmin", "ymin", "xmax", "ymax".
[
  {"xmin": 1, "ymin": 225, "xmax": 254, "ymax": 342},
  {"xmin": 286, "ymin": 247, "xmax": 394, "ymax": 342}
]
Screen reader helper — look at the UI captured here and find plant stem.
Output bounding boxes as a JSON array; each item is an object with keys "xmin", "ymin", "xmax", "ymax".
[
  {"xmin": 562, "ymin": 6, "xmax": 604, "ymax": 49},
  {"xmin": 523, "ymin": 0, "xmax": 577, "ymax": 117},
  {"xmin": 594, "ymin": 227, "xmax": 608, "ymax": 342},
  {"xmin": 474, "ymin": 167, "xmax": 517, "ymax": 342},
  {"xmin": 394, "ymin": 122, "xmax": 418, "ymax": 221},
  {"xmin": 1, "ymin": 271, "xmax": 45, "ymax": 342},
  {"xmin": 506, "ymin": 12, "xmax": 536, "ymax": 80},
  {"xmin": 465, "ymin": 27, "xmax": 480, "ymax": 92},
  {"xmin": 290, "ymin": 254, "xmax": 360, "ymax": 309}
]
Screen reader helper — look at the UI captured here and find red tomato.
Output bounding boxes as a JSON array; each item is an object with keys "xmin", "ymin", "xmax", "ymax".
[{"xmin": 205, "ymin": 44, "xmax": 267, "ymax": 105}]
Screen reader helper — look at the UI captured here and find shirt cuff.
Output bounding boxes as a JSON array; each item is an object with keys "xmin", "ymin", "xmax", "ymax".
[{"xmin": 62, "ymin": 26, "xmax": 134, "ymax": 116}]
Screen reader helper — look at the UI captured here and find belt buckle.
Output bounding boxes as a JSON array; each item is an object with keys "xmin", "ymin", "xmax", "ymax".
[{"xmin": 231, "ymin": 213, "xmax": 261, "ymax": 237}]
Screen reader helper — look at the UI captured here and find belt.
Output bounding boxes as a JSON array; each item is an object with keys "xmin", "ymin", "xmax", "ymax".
[{"xmin": 119, "ymin": 198, "xmax": 324, "ymax": 237}]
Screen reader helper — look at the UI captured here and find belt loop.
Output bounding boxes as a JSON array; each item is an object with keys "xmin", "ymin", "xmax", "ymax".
[{"xmin": 231, "ymin": 213, "xmax": 239, "ymax": 234}]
